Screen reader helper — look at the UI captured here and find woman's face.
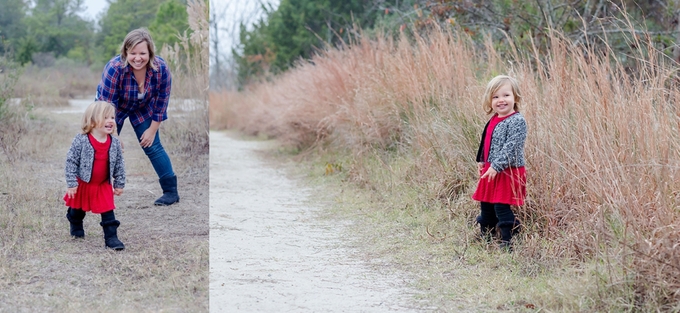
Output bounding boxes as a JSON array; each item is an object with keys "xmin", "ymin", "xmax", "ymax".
[{"xmin": 127, "ymin": 41, "xmax": 149, "ymax": 71}]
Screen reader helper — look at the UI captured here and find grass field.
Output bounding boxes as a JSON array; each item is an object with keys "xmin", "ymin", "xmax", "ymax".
[{"xmin": 210, "ymin": 26, "xmax": 680, "ymax": 311}]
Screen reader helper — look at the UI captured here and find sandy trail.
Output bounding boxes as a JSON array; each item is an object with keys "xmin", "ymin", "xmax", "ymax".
[{"xmin": 209, "ymin": 131, "xmax": 422, "ymax": 312}]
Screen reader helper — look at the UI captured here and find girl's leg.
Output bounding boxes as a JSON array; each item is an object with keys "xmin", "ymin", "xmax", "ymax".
[
  {"xmin": 66, "ymin": 208, "xmax": 86, "ymax": 238},
  {"xmin": 130, "ymin": 119, "xmax": 180, "ymax": 206},
  {"xmin": 100, "ymin": 210, "xmax": 124, "ymax": 250},
  {"xmin": 476, "ymin": 202, "xmax": 499, "ymax": 243},
  {"xmin": 494, "ymin": 203, "xmax": 519, "ymax": 250}
]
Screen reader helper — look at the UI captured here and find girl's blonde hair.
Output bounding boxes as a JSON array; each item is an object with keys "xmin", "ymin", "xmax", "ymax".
[
  {"xmin": 482, "ymin": 75, "xmax": 522, "ymax": 114},
  {"xmin": 82, "ymin": 101, "xmax": 116, "ymax": 134},
  {"xmin": 120, "ymin": 28, "xmax": 158, "ymax": 71}
]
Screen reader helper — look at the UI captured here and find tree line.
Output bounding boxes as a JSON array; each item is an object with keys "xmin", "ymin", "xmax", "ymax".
[
  {"xmin": 233, "ymin": 0, "xmax": 680, "ymax": 88},
  {"xmin": 0, "ymin": 0, "xmax": 191, "ymax": 68}
]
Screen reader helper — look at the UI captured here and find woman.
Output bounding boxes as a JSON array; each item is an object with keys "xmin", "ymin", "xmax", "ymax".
[{"xmin": 96, "ymin": 28, "xmax": 180, "ymax": 206}]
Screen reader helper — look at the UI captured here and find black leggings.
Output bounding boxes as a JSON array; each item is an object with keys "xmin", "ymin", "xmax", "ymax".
[{"xmin": 479, "ymin": 202, "xmax": 515, "ymax": 227}]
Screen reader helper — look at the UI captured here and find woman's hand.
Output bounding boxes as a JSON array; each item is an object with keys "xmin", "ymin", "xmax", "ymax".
[
  {"xmin": 139, "ymin": 120, "xmax": 161, "ymax": 148},
  {"xmin": 477, "ymin": 162, "xmax": 484, "ymax": 176},
  {"xmin": 139, "ymin": 127, "xmax": 157, "ymax": 148},
  {"xmin": 67, "ymin": 187, "xmax": 77, "ymax": 199},
  {"xmin": 480, "ymin": 167, "xmax": 498, "ymax": 182},
  {"xmin": 114, "ymin": 188, "xmax": 124, "ymax": 196}
]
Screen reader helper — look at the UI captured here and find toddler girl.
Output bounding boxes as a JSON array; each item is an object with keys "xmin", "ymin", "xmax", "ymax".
[
  {"xmin": 64, "ymin": 101, "xmax": 126, "ymax": 250},
  {"xmin": 472, "ymin": 75, "xmax": 527, "ymax": 250}
]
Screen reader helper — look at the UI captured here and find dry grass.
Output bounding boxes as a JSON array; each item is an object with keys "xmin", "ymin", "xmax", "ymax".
[
  {"xmin": 0, "ymin": 108, "xmax": 208, "ymax": 312},
  {"xmin": 211, "ymin": 25, "xmax": 680, "ymax": 311},
  {"xmin": 14, "ymin": 62, "xmax": 100, "ymax": 107}
]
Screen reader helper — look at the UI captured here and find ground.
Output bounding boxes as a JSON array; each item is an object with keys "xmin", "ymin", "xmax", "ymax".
[{"xmin": 209, "ymin": 131, "xmax": 430, "ymax": 312}]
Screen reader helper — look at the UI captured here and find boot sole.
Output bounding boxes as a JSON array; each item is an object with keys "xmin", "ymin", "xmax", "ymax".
[{"xmin": 154, "ymin": 200, "xmax": 180, "ymax": 206}]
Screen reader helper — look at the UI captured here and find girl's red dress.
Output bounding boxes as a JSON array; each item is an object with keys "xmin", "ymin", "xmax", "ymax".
[
  {"xmin": 472, "ymin": 113, "xmax": 526, "ymax": 206},
  {"xmin": 64, "ymin": 134, "xmax": 115, "ymax": 214}
]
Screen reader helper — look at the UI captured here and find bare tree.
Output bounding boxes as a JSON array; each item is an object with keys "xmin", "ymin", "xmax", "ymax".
[{"xmin": 210, "ymin": 0, "xmax": 272, "ymax": 91}]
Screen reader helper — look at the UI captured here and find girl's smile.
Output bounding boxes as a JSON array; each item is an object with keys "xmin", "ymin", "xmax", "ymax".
[
  {"xmin": 491, "ymin": 83, "xmax": 516, "ymax": 117},
  {"xmin": 93, "ymin": 114, "xmax": 116, "ymax": 139}
]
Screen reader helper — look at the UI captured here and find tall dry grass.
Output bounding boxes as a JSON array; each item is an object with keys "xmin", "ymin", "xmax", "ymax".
[
  {"xmin": 160, "ymin": 0, "xmax": 210, "ymax": 156},
  {"xmin": 211, "ymin": 26, "xmax": 680, "ymax": 310},
  {"xmin": 14, "ymin": 61, "xmax": 100, "ymax": 106}
]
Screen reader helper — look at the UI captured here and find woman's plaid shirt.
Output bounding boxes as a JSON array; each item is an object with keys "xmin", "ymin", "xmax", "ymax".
[{"xmin": 96, "ymin": 55, "xmax": 172, "ymax": 126}]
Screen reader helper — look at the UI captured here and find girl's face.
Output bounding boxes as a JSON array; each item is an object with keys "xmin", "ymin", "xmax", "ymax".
[
  {"xmin": 92, "ymin": 113, "xmax": 116, "ymax": 136},
  {"xmin": 491, "ymin": 82, "xmax": 516, "ymax": 117},
  {"xmin": 127, "ymin": 41, "xmax": 149, "ymax": 71}
]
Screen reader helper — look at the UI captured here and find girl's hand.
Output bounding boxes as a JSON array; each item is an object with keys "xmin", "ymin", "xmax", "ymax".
[
  {"xmin": 477, "ymin": 162, "xmax": 484, "ymax": 176},
  {"xmin": 480, "ymin": 167, "xmax": 498, "ymax": 182},
  {"xmin": 114, "ymin": 188, "xmax": 123, "ymax": 196},
  {"xmin": 67, "ymin": 187, "xmax": 77, "ymax": 199},
  {"xmin": 139, "ymin": 128, "xmax": 157, "ymax": 148}
]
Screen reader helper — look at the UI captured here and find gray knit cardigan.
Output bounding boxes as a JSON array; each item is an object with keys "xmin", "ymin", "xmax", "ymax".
[
  {"xmin": 475, "ymin": 112, "xmax": 527, "ymax": 173},
  {"xmin": 64, "ymin": 133, "xmax": 126, "ymax": 189}
]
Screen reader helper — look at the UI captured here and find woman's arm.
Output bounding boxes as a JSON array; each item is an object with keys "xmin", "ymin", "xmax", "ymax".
[
  {"xmin": 96, "ymin": 59, "xmax": 122, "ymax": 106},
  {"xmin": 151, "ymin": 57, "xmax": 172, "ymax": 123}
]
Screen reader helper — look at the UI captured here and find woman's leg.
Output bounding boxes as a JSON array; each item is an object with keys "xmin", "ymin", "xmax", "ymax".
[{"xmin": 130, "ymin": 118, "xmax": 180, "ymax": 205}]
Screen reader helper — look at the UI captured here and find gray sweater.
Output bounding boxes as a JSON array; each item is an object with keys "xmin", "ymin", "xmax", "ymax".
[
  {"xmin": 475, "ymin": 112, "xmax": 527, "ymax": 173},
  {"xmin": 64, "ymin": 133, "xmax": 125, "ymax": 189}
]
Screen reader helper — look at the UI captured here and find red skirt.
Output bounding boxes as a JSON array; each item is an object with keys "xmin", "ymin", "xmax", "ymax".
[
  {"xmin": 472, "ymin": 163, "xmax": 526, "ymax": 206},
  {"xmin": 64, "ymin": 134, "xmax": 115, "ymax": 214}
]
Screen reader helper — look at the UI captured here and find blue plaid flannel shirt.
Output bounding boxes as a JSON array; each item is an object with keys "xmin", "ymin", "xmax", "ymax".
[{"xmin": 96, "ymin": 55, "xmax": 172, "ymax": 126}]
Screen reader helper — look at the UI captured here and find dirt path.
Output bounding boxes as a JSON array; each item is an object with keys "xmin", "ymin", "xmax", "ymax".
[{"xmin": 209, "ymin": 131, "xmax": 425, "ymax": 312}]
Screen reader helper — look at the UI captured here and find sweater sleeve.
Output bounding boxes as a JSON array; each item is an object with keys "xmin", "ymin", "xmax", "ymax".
[
  {"xmin": 64, "ymin": 136, "xmax": 82, "ymax": 188},
  {"xmin": 490, "ymin": 116, "xmax": 527, "ymax": 173},
  {"xmin": 111, "ymin": 138, "xmax": 126, "ymax": 189}
]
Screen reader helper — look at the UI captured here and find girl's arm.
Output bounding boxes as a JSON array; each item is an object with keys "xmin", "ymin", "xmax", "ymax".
[
  {"xmin": 112, "ymin": 138, "xmax": 126, "ymax": 190},
  {"xmin": 490, "ymin": 116, "xmax": 527, "ymax": 173},
  {"xmin": 64, "ymin": 136, "xmax": 82, "ymax": 189}
]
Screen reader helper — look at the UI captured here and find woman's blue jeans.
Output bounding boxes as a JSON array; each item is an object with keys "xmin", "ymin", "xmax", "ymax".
[{"xmin": 117, "ymin": 118, "xmax": 175, "ymax": 179}]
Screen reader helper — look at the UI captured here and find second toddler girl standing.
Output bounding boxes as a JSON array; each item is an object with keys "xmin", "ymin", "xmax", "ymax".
[
  {"xmin": 472, "ymin": 75, "xmax": 527, "ymax": 250},
  {"xmin": 65, "ymin": 101, "xmax": 126, "ymax": 250}
]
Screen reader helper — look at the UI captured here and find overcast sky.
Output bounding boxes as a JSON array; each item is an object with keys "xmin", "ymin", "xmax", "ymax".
[
  {"xmin": 210, "ymin": 0, "xmax": 279, "ymax": 65},
  {"xmin": 79, "ymin": 0, "xmax": 108, "ymax": 22}
]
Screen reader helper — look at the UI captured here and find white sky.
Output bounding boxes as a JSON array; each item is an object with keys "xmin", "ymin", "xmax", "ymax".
[
  {"xmin": 79, "ymin": 0, "xmax": 109, "ymax": 22},
  {"xmin": 210, "ymin": 0, "xmax": 279, "ymax": 66}
]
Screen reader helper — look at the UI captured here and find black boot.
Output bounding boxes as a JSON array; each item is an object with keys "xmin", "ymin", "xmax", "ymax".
[
  {"xmin": 497, "ymin": 221, "xmax": 515, "ymax": 251},
  {"xmin": 494, "ymin": 203, "xmax": 520, "ymax": 251},
  {"xmin": 154, "ymin": 175, "xmax": 180, "ymax": 206},
  {"xmin": 66, "ymin": 208, "xmax": 86, "ymax": 238},
  {"xmin": 100, "ymin": 211, "xmax": 125, "ymax": 250},
  {"xmin": 476, "ymin": 202, "xmax": 499, "ymax": 243}
]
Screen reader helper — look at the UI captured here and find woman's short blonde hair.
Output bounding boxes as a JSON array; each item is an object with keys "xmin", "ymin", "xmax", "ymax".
[
  {"xmin": 120, "ymin": 28, "xmax": 158, "ymax": 71},
  {"xmin": 82, "ymin": 101, "xmax": 116, "ymax": 134},
  {"xmin": 482, "ymin": 75, "xmax": 522, "ymax": 115}
]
